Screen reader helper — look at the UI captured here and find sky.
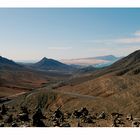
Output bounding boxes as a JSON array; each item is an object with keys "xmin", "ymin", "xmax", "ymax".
[{"xmin": 0, "ymin": 8, "xmax": 140, "ymax": 61}]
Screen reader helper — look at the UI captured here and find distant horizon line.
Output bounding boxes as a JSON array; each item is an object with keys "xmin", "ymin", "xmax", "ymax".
[{"xmin": 12, "ymin": 54, "xmax": 124, "ymax": 63}]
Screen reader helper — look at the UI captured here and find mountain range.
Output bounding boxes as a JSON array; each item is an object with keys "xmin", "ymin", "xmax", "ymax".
[
  {"xmin": 0, "ymin": 54, "xmax": 121, "ymax": 72},
  {"xmin": 61, "ymin": 55, "xmax": 121, "ymax": 67},
  {"xmin": 93, "ymin": 55, "xmax": 119, "ymax": 61},
  {"xmin": 0, "ymin": 54, "xmax": 99, "ymax": 98}
]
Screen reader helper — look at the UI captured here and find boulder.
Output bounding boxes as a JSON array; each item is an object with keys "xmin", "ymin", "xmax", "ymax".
[
  {"xmin": 20, "ymin": 106, "xmax": 29, "ymax": 114},
  {"xmin": 97, "ymin": 112, "xmax": 106, "ymax": 119},
  {"xmin": 64, "ymin": 112, "xmax": 71, "ymax": 119},
  {"xmin": 73, "ymin": 110, "xmax": 81, "ymax": 118},
  {"xmin": 73, "ymin": 107, "xmax": 89, "ymax": 119},
  {"xmin": 79, "ymin": 107, "xmax": 89, "ymax": 117},
  {"xmin": 4, "ymin": 115, "xmax": 13, "ymax": 123},
  {"xmin": 54, "ymin": 108, "xmax": 64, "ymax": 118},
  {"xmin": 60, "ymin": 123, "xmax": 71, "ymax": 127},
  {"xmin": 1, "ymin": 104, "xmax": 7, "ymax": 115},
  {"xmin": 111, "ymin": 113, "xmax": 123, "ymax": 118},
  {"xmin": 32, "ymin": 108, "xmax": 46, "ymax": 127},
  {"xmin": 113, "ymin": 117, "xmax": 124, "ymax": 127},
  {"xmin": 126, "ymin": 114, "xmax": 133, "ymax": 121},
  {"xmin": 53, "ymin": 108, "xmax": 64, "ymax": 122},
  {"xmin": 33, "ymin": 119, "xmax": 46, "ymax": 127},
  {"xmin": 83, "ymin": 116, "xmax": 94, "ymax": 123},
  {"xmin": 77, "ymin": 122, "xmax": 82, "ymax": 127},
  {"xmin": 132, "ymin": 121, "xmax": 140, "ymax": 127},
  {"xmin": 0, "ymin": 114, "xmax": 3, "ymax": 120},
  {"xmin": 12, "ymin": 122, "xmax": 18, "ymax": 127},
  {"xmin": 73, "ymin": 109, "xmax": 82, "ymax": 118},
  {"xmin": 33, "ymin": 108, "xmax": 45, "ymax": 120},
  {"xmin": 0, "ymin": 122, "xmax": 4, "ymax": 127},
  {"xmin": 52, "ymin": 120, "xmax": 60, "ymax": 127},
  {"xmin": 18, "ymin": 113, "xmax": 29, "ymax": 121}
]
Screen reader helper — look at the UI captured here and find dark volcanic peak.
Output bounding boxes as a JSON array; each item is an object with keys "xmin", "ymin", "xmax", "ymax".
[
  {"xmin": 41, "ymin": 57, "xmax": 48, "ymax": 61},
  {"xmin": 37, "ymin": 57, "xmax": 66, "ymax": 66},
  {"xmin": 33, "ymin": 57, "xmax": 76, "ymax": 72}
]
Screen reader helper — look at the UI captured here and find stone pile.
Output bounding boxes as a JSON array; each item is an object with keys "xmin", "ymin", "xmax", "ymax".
[{"xmin": 32, "ymin": 108, "xmax": 46, "ymax": 127}]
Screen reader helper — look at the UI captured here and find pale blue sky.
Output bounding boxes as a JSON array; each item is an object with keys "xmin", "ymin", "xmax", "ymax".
[{"xmin": 0, "ymin": 8, "xmax": 140, "ymax": 61}]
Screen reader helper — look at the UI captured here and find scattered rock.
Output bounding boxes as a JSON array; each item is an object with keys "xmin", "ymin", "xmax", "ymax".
[
  {"xmin": 73, "ymin": 109, "xmax": 81, "ymax": 118},
  {"xmin": 131, "ymin": 118, "xmax": 140, "ymax": 127},
  {"xmin": 53, "ymin": 108, "xmax": 64, "ymax": 122},
  {"xmin": 18, "ymin": 113, "xmax": 29, "ymax": 122},
  {"xmin": 77, "ymin": 122, "xmax": 82, "ymax": 127},
  {"xmin": 54, "ymin": 108, "xmax": 64, "ymax": 118},
  {"xmin": 83, "ymin": 116, "xmax": 94, "ymax": 123},
  {"xmin": 12, "ymin": 122, "xmax": 18, "ymax": 127},
  {"xmin": 33, "ymin": 108, "xmax": 45, "ymax": 120},
  {"xmin": 33, "ymin": 119, "xmax": 46, "ymax": 127},
  {"xmin": 132, "ymin": 121, "xmax": 140, "ymax": 127},
  {"xmin": 0, "ymin": 103, "xmax": 139, "ymax": 127},
  {"xmin": 73, "ymin": 107, "xmax": 89, "ymax": 119},
  {"xmin": 64, "ymin": 112, "xmax": 72, "ymax": 119},
  {"xmin": 126, "ymin": 114, "xmax": 133, "ymax": 121},
  {"xmin": 32, "ymin": 108, "xmax": 46, "ymax": 127},
  {"xmin": 60, "ymin": 123, "xmax": 71, "ymax": 127},
  {"xmin": 12, "ymin": 106, "xmax": 15, "ymax": 109},
  {"xmin": 113, "ymin": 117, "xmax": 124, "ymax": 127},
  {"xmin": 79, "ymin": 107, "xmax": 89, "ymax": 117},
  {"xmin": 53, "ymin": 121, "xmax": 60, "ymax": 127},
  {"xmin": 4, "ymin": 115, "xmax": 13, "ymax": 123},
  {"xmin": 97, "ymin": 111, "xmax": 106, "ymax": 119},
  {"xmin": 0, "ymin": 114, "xmax": 3, "ymax": 120},
  {"xmin": 1, "ymin": 104, "xmax": 7, "ymax": 115},
  {"xmin": 0, "ymin": 122, "xmax": 4, "ymax": 127},
  {"xmin": 20, "ymin": 106, "xmax": 29, "ymax": 114},
  {"xmin": 111, "ymin": 113, "xmax": 123, "ymax": 118}
]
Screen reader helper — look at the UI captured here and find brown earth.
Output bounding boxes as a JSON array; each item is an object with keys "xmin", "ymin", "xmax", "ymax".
[{"xmin": 0, "ymin": 88, "xmax": 138, "ymax": 127}]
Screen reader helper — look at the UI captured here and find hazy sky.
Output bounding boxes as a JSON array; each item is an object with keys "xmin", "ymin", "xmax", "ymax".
[{"xmin": 0, "ymin": 8, "xmax": 140, "ymax": 61}]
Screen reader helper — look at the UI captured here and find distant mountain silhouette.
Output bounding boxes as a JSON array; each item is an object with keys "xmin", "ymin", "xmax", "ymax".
[
  {"xmin": 61, "ymin": 55, "xmax": 121, "ymax": 67},
  {"xmin": 32, "ymin": 57, "xmax": 76, "ymax": 72},
  {"xmin": 0, "ymin": 56, "xmax": 22, "ymax": 70},
  {"xmin": 94, "ymin": 55, "xmax": 119, "ymax": 61}
]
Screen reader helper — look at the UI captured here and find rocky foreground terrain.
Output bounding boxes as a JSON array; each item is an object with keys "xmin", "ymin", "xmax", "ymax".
[{"xmin": 0, "ymin": 103, "xmax": 140, "ymax": 127}]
